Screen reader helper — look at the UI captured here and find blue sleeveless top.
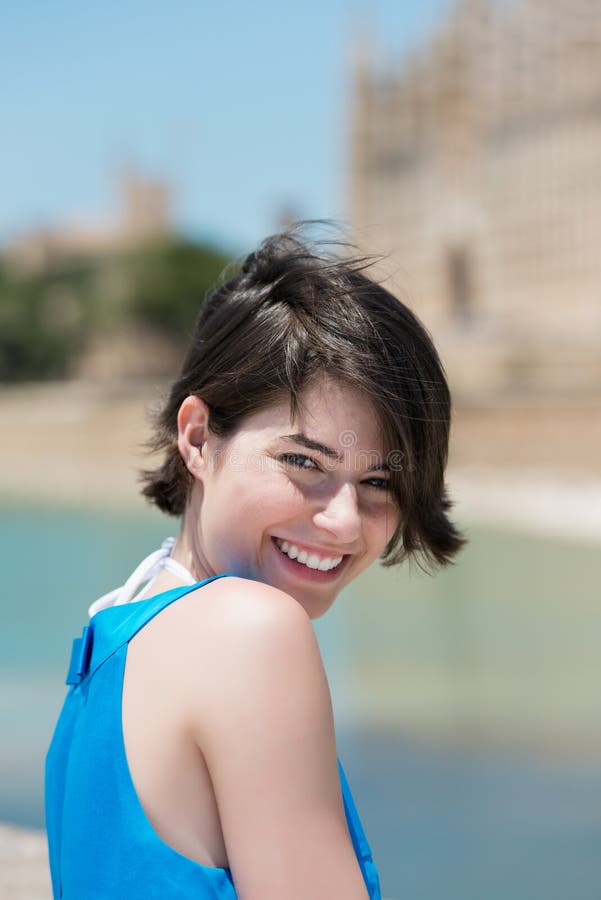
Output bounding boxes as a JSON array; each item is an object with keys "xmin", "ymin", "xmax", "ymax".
[{"xmin": 45, "ymin": 576, "xmax": 382, "ymax": 899}]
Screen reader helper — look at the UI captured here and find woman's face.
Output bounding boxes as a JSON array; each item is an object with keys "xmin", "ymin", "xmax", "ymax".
[{"xmin": 180, "ymin": 377, "xmax": 400, "ymax": 619}]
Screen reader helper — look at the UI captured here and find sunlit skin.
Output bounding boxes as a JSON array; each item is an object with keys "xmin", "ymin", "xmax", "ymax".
[{"xmin": 171, "ymin": 376, "xmax": 401, "ymax": 619}]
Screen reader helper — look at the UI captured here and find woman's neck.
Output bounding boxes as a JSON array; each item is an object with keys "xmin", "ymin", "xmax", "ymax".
[{"xmin": 170, "ymin": 493, "xmax": 214, "ymax": 584}]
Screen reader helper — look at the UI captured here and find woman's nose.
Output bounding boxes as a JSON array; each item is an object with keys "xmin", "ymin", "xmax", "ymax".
[{"xmin": 312, "ymin": 482, "xmax": 362, "ymax": 544}]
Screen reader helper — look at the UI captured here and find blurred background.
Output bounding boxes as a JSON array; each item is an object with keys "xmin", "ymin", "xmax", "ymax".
[{"xmin": 1, "ymin": 1, "xmax": 600, "ymax": 898}]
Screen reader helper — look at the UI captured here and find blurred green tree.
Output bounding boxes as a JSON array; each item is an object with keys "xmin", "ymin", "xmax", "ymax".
[
  {"xmin": 0, "ymin": 257, "xmax": 95, "ymax": 381},
  {"xmin": 0, "ymin": 237, "xmax": 232, "ymax": 382},
  {"xmin": 124, "ymin": 238, "xmax": 230, "ymax": 339}
]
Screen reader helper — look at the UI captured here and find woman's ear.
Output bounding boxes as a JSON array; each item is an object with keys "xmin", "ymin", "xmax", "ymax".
[{"xmin": 177, "ymin": 395, "xmax": 210, "ymax": 476}]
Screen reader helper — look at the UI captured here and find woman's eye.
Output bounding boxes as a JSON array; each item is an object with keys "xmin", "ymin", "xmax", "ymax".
[
  {"xmin": 363, "ymin": 477, "xmax": 391, "ymax": 491},
  {"xmin": 278, "ymin": 455, "xmax": 390, "ymax": 491},
  {"xmin": 278, "ymin": 453, "xmax": 319, "ymax": 471}
]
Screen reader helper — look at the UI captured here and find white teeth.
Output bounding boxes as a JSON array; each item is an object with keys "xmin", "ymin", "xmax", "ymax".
[{"xmin": 275, "ymin": 539, "xmax": 343, "ymax": 572}]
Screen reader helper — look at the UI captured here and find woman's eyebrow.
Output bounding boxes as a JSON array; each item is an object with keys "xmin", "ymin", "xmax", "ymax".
[
  {"xmin": 280, "ymin": 433, "xmax": 389, "ymax": 472},
  {"xmin": 281, "ymin": 432, "xmax": 342, "ymax": 461}
]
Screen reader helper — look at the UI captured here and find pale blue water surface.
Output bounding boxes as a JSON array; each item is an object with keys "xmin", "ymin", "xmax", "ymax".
[{"xmin": 1, "ymin": 501, "xmax": 600, "ymax": 900}]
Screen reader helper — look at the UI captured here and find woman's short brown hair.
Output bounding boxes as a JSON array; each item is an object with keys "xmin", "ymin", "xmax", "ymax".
[{"xmin": 140, "ymin": 227, "xmax": 466, "ymax": 571}]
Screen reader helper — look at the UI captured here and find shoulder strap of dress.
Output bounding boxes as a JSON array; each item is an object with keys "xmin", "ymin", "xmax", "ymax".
[
  {"xmin": 337, "ymin": 758, "xmax": 382, "ymax": 898},
  {"xmin": 337, "ymin": 758, "xmax": 374, "ymax": 862},
  {"xmin": 68, "ymin": 574, "xmax": 232, "ymax": 686}
]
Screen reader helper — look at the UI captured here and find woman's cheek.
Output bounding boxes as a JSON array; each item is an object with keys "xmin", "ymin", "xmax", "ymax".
[{"xmin": 359, "ymin": 502, "xmax": 397, "ymax": 551}]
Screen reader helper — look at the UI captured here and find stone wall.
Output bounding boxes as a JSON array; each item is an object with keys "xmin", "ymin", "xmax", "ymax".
[{"xmin": 349, "ymin": 0, "xmax": 601, "ymax": 398}]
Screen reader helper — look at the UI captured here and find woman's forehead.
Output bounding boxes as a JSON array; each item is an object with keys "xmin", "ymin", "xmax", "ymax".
[{"xmin": 242, "ymin": 379, "xmax": 385, "ymax": 451}]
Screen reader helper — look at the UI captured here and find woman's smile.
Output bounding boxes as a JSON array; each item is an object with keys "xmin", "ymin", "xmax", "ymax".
[
  {"xmin": 273, "ymin": 537, "xmax": 345, "ymax": 570},
  {"xmin": 270, "ymin": 535, "xmax": 351, "ymax": 583}
]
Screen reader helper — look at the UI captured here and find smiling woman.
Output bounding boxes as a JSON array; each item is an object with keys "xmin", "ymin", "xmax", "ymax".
[
  {"xmin": 169, "ymin": 377, "xmax": 400, "ymax": 619},
  {"xmin": 45, "ymin": 226, "xmax": 465, "ymax": 900}
]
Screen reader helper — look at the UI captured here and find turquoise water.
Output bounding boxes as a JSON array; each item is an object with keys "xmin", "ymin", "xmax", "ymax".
[{"xmin": 1, "ymin": 502, "xmax": 601, "ymax": 899}]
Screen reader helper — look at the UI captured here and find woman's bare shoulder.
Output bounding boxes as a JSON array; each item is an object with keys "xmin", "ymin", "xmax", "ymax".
[
  {"xmin": 165, "ymin": 575, "xmax": 322, "ymax": 693},
  {"xmin": 176, "ymin": 574, "xmax": 313, "ymax": 639},
  {"xmin": 170, "ymin": 575, "xmax": 327, "ymax": 733}
]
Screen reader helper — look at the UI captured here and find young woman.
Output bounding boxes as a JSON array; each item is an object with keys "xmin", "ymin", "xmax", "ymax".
[{"xmin": 45, "ymin": 229, "xmax": 465, "ymax": 899}]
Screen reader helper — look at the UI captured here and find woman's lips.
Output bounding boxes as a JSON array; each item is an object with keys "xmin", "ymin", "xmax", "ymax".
[{"xmin": 270, "ymin": 536, "xmax": 350, "ymax": 582}]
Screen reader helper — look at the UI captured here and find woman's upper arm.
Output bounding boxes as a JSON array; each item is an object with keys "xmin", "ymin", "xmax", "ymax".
[{"xmin": 182, "ymin": 580, "xmax": 369, "ymax": 900}]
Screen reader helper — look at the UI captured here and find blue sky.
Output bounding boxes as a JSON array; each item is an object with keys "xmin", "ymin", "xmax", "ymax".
[{"xmin": 1, "ymin": 0, "xmax": 452, "ymax": 255}]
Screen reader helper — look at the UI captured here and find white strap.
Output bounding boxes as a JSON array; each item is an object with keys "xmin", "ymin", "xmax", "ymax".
[{"xmin": 87, "ymin": 537, "xmax": 196, "ymax": 619}]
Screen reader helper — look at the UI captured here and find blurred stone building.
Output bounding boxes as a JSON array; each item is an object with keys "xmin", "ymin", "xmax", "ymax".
[
  {"xmin": 350, "ymin": 0, "xmax": 601, "ymax": 399},
  {"xmin": 7, "ymin": 169, "xmax": 171, "ymax": 274}
]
